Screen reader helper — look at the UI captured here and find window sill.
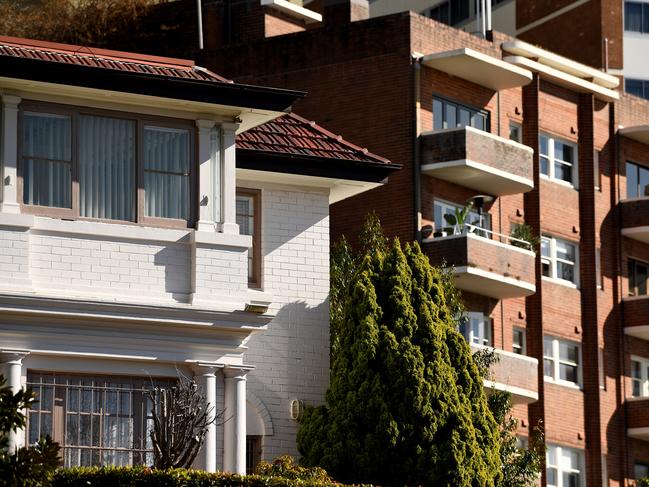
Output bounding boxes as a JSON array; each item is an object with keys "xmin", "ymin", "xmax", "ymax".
[
  {"xmin": 540, "ymin": 174, "xmax": 578, "ymax": 190},
  {"xmin": 542, "ymin": 275, "xmax": 579, "ymax": 289},
  {"xmin": 544, "ymin": 377, "xmax": 582, "ymax": 390}
]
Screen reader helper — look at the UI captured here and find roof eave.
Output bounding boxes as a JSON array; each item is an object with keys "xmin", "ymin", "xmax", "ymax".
[
  {"xmin": 0, "ymin": 55, "xmax": 305, "ymax": 112},
  {"xmin": 236, "ymin": 149, "xmax": 401, "ymax": 183}
]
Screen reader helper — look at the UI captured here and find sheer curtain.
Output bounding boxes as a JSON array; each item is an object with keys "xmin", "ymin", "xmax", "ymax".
[
  {"xmin": 22, "ymin": 112, "xmax": 72, "ymax": 208},
  {"xmin": 143, "ymin": 126, "xmax": 190, "ymax": 221},
  {"xmin": 79, "ymin": 115, "xmax": 135, "ymax": 221}
]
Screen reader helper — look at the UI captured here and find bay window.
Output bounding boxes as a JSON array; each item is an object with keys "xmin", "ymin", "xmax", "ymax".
[
  {"xmin": 540, "ymin": 134, "xmax": 578, "ymax": 187},
  {"xmin": 20, "ymin": 103, "xmax": 195, "ymax": 227},
  {"xmin": 546, "ymin": 444, "xmax": 584, "ymax": 487},
  {"xmin": 544, "ymin": 336, "xmax": 581, "ymax": 387},
  {"xmin": 631, "ymin": 356, "xmax": 649, "ymax": 398},
  {"xmin": 541, "ymin": 236, "xmax": 579, "ymax": 286},
  {"xmin": 27, "ymin": 372, "xmax": 174, "ymax": 467}
]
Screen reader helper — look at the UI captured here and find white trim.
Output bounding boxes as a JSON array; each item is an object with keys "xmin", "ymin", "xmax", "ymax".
[
  {"xmin": 502, "ymin": 39, "xmax": 620, "ymax": 89},
  {"xmin": 503, "ymin": 56, "xmax": 619, "ymax": 102},
  {"xmin": 543, "ymin": 335, "xmax": 583, "ymax": 389},
  {"xmin": 539, "ymin": 133, "xmax": 579, "ymax": 188},
  {"xmin": 630, "ymin": 355, "xmax": 649, "ymax": 398},
  {"xmin": 260, "ymin": 0, "xmax": 322, "ymax": 23},
  {"xmin": 541, "ymin": 235, "xmax": 580, "ymax": 287}
]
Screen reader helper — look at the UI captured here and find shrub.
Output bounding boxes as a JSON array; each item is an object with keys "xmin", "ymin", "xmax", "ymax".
[{"xmin": 255, "ymin": 455, "xmax": 332, "ymax": 482}]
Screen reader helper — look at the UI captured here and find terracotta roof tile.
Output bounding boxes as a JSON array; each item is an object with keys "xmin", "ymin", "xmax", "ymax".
[
  {"xmin": 237, "ymin": 113, "xmax": 391, "ymax": 164},
  {"xmin": 0, "ymin": 35, "xmax": 231, "ymax": 84}
]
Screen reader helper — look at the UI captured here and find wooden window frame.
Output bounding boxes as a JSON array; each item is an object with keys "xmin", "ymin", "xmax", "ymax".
[
  {"xmin": 18, "ymin": 100, "xmax": 198, "ymax": 229},
  {"xmin": 236, "ymin": 188, "xmax": 262, "ymax": 289}
]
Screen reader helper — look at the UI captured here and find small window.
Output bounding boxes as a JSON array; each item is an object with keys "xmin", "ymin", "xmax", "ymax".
[
  {"xmin": 544, "ymin": 336, "xmax": 581, "ymax": 387},
  {"xmin": 625, "ymin": 78, "xmax": 649, "ymax": 100},
  {"xmin": 539, "ymin": 133, "xmax": 578, "ymax": 187},
  {"xmin": 433, "ymin": 96, "xmax": 489, "ymax": 132},
  {"xmin": 626, "ymin": 161, "xmax": 649, "ymax": 198},
  {"xmin": 631, "ymin": 356, "xmax": 649, "ymax": 398},
  {"xmin": 625, "ymin": 1, "xmax": 649, "ymax": 33},
  {"xmin": 513, "ymin": 327, "xmax": 526, "ymax": 355},
  {"xmin": 458, "ymin": 311, "xmax": 492, "ymax": 347},
  {"xmin": 546, "ymin": 445, "xmax": 584, "ymax": 487},
  {"xmin": 628, "ymin": 259, "xmax": 649, "ymax": 296},
  {"xmin": 236, "ymin": 189, "xmax": 261, "ymax": 288},
  {"xmin": 541, "ymin": 236, "xmax": 579, "ymax": 286},
  {"xmin": 509, "ymin": 121, "xmax": 522, "ymax": 143}
]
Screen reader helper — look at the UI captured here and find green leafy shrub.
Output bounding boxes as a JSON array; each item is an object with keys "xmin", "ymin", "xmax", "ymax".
[
  {"xmin": 638, "ymin": 479, "xmax": 649, "ymax": 487},
  {"xmin": 255, "ymin": 455, "xmax": 332, "ymax": 482},
  {"xmin": 52, "ymin": 465, "xmax": 362, "ymax": 487},
  {"xmin": 510, "ymin": 223, "xmax": 539, "ymax": 252}
]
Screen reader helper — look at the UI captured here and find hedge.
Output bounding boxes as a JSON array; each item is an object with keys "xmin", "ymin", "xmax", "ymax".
[{"xmin": 51, "ymin": 466, "xmax": 366, "ymax": 487}]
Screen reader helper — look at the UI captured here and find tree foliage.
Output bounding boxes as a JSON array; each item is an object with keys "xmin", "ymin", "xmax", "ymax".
[
  {"xmin": 0, "ymin": 375, "xmax": 60, "ymax": 486},
  {"xmin": 299, "ymin": 232, "xmax": 502, "ymax": 485},
  {"xmin": 147, "ymin": 378, "xmax": 221, "ymax": 469},
  {"xmin": 0, "ymin": 0, "xmax": 159, "ymax": 50}
]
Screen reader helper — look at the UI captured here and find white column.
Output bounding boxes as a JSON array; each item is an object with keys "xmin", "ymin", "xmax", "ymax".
[
  {"xmin": 2, "ymin": 95, "xmax": 22, "ymax": 214},
  {"xmin": 223, "ymin": 365, "xmax": 253, "ymax": 474},
  {"xmin": 220, "ymin": 122, "xmax": 239, "ymax": 235},
  {"xmin": 1, "ymin": 349, "xmax": 30, "ymax": 451},
  {"xmin": 196, "ymin": 119, "xmax": 216, "ymax": 232},
  {"xmin": 195, "ymin": 363, "xmax": 222, "ymax": 472}
]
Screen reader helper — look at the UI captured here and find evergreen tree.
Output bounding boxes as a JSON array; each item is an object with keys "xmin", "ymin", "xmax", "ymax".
[{"xmin": 298, "ymin": 238, "xmax": 502, "ymax": 485}]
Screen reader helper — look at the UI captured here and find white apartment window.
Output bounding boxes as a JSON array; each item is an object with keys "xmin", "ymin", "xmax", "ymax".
[
  {"xmin": 458, "ymin": 312, "xmax": 492, "ymax": 347},
  {"xmin": 433, "ymin": 199, "xmax": 491, "ymax": 234},
  {"xmin": 546, "ymin": 444, "xmax": 584, "ymax": 487},
  {"xmin": 541, "ymin": 236, "xmax": 579, "ymax": 286},
  {"xmin": 544, "ymin": 336, "xmax": 581, "ymax": 387},
  {"xmin": 513, "ymin": 327, "xmax": 526, "ymax": 355},
  {"xmin": 509, "ymin": 121, "xmax": 522, "ymax": 143},
  {"xmin": 631, "ymin": 356, "xmax": 649, "ymax": 398},
  {"xmin": 540, "ymin": 134, "xmax": 578, "ymax": 187}
]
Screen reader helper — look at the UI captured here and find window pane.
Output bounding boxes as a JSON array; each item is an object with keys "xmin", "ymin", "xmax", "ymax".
[
  {"xmin": 547, "ymin": 467, "xmax": 558, "ymax": 486},
  {"xmin": 556, "ymin": 240, "xmax": 575, "ymax": 262},
  {"xmin": 555, "ymin": 141, "xmax": 574, "ymax": 164},
  {"xmin": 143, "ymin": 127, "xmax": 190, "ymax": 220},
  {"xmin": 459, "ymin": 108, "xmax": 471, "ymax": 127},
  {"xmin": 509, "ymin": 123, "xmax": 521, "ymax": 143},
  {"xmin": 79, "ymin": 116, "xmax": 135, "ymax": 221},
  {"xmin": 433, "ymin": 99, "xmax": 444, "ymax": 131},
  {"xmin": 644, "ymin": 3, "xmax": 649, "ymax": 33},
  {"xmin": 544, "ymin": 358, "xmax": 554, "ymax": 378},
  {"xmin": 23, "ymin": 113, "xmax": 72, "ymax": 208},
  {"xmin": 627, "ymin": 78, "xmax": 645, "ymax": 97},
  {"xmin": 560, "ymin": 342, "xmax": 579, "ymax": 363},
  {"xmin": 540, "ymin": 135, "xmax": 549, "ymax": 157},
  {"xmin": 560, "ymin": 363, "xmax": 579, "ymax": 383},
  {"xmin": 627, "ymin": 162, "xmax": 639, "ymax": 198},
  {"xmin": 635, "ymin": 462, "xmax": 649, "ymax": 479},
  {"xmin": 557, "ymin": 261, "xmax": 575, "ymax": 282},
  {"xmin": 555, "ymin": 161, "xmax": 573, "ymax": 183},
  {"xmin": 513, "ymin": 328, "xmax": 524, "ymax": 354},
  {"xmin": 236, "ymin": 194, "xmax": 256, "ymax": 282},
  {"xmin": 445, "ymin": 103, "xmax": 456, "ymax": 128},
  {"xmin": 639, "ymin": 165, "xmax": 649, "ymax": 196},
  {"xmin": 564, "ymin": 472, "xmax": 580, "ymax": 487},
  {"xmin": 471, "ymin": 112, "xmax": 486, "ymax": 131},
  {"xmin": 626, "ymin": 1, "xmax": 643, "ymax": 32}
]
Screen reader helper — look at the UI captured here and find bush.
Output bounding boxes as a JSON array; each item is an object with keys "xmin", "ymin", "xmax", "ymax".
[
  {"xmin": 51, "ymin": 465, "xmax": 363, "ymax": 487},
  {"xmin": 255, "ymin": 455, "xmax": 332, "ymax": 482}
]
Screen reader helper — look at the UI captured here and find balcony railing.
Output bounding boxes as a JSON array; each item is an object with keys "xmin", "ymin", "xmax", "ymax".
[
  {"xmin": 420, "ymin": 126, "xmax": 534, "ymax": 196},
  {"xmin": 423, "ymin": 224, "xmax": 536, "ymax": 299}
]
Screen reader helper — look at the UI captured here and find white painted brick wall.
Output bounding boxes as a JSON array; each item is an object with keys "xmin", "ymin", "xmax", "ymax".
[
  {"xmin": 0, "ymin": 227, "xmax": 29, "ymax": 282},
  {"xmin": 195, "ymin": 245, "xmax": 248, "ymax": 298},
  {"xmin": 244, "ymin": 186, "xmax": 330, "ymax": 460}
]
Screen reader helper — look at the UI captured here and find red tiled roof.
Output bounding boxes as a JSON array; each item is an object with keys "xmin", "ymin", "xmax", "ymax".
[
  {"xmin": 0, "ymin": 35, "xmax": 231, "ymax": 83},
  {"xmin": 236, "ymin": 113, "xmax": 391, "ymax": 164}
]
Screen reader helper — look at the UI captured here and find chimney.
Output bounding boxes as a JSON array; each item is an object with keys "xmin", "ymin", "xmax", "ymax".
[{"xmin": 321, "ymin": 0, "xmax": 369, "ymax": 25}]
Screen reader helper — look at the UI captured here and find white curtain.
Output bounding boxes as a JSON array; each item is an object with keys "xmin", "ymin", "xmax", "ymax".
[
  {"xmin": 22, "ymin": 112, "xmax": 72, "ymax": 208},
  {"xmin": 79, "ymin": 115, "xmax": 135, "ymax": 221},
  {"xmin": 144, "ymin": 126, "xmax": 189, "ymax": 220}
]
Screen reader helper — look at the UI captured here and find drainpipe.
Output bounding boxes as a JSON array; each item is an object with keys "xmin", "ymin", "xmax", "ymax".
[
  {"xmin": 197, "ymin": 0, "xmax": 204, "ymax": 49},
  {"xmin": 413, "ymin": 53, "xmax": 422, "ymax": 243}
]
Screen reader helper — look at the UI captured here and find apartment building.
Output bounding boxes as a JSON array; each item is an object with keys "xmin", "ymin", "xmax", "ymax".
[
  {"xmin": 0, "ymin": 35, "xmax": 398, "ymax": 473},
  {"xmin": 117, "ymin": 0, "xmax": 649, "ymax": 484}
]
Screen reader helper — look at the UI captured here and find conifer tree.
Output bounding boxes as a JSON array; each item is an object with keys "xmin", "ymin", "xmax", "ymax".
[{"xmin": 298, "ymin": 239, "xmax": 502, "ymax": 485}]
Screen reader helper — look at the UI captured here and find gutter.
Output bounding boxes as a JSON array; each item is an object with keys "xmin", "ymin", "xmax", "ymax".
[
  {"xmin": 0, "ymin": 55, "xmax": 305, "ymax": 112},
  {"xmin": 413, "ymin": 53, "xmax": 423, "ymax": 243}
]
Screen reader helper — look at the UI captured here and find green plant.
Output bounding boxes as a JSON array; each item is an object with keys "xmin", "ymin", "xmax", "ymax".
[
  {"xmin": 443, "ymin": 202, "xmax": 474, "ymax": 234},
  {"xmin": 297, "ymin": 238, "xmax": 502, "ymax": 485},
  {"xmin": 510, "ymin": 223, "xmax": 540, "ymax": 252},
  {"xmin": 0, "ymin": 375, "xmax": 61, "ymax": 486},
  {"xmin": 255, "ymin": 455, "xmax": 332, "ymax": 482},
  {"xmin": 638, "ymin": 479, "xmax": 649, "ymax": 487}
]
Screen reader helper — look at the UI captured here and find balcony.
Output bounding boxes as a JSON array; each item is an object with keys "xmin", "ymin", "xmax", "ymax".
[
  {"xmin": 620, "ymin": 198, "xmax": 649, "ymax": 243},
  {"xmin": 422, "ymin": 226, "xmax": 536, "ymax": 299},
  {"xmin": 623, "ymin": 296, "xmax": 649, "ymax": 341},
  {"xmin": 472, "ymin": 344, "xmax": 539, "ymax": 405},
  {"xmin": 627, "ymin": 398, "xmax": 649, "ymax": 441},
  {"xmin": 420, "ymin": 126, "xmax": 534, "ymax": 196}
]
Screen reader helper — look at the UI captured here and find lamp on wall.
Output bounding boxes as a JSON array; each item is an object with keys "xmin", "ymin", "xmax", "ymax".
[{"xmin": 289, "ymin": 399, "xmax": 304, "ymax": 421}]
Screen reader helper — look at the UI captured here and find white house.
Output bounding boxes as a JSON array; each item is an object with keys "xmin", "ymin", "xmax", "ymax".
[{"xmin": 0, "ymin": 36, "xmax": 398, "ymax": 473}]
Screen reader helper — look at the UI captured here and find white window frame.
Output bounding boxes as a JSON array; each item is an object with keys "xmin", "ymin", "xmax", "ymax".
[
  {"xmin": 433, "ymin": 199, "xmax": 491, "ymax": 234},
  {"xmin": 513, "ymin": 327, "xmax": 526, "ymax": 355},
  {"xmin": 546, "ymin": 444, "xmax": 584, "ymax": 487},
  {"xmin": 630, "ymin": 356, "xmax": 649, "ymax": 398},
  {"xmin": 459, "ymin": 311, "xmax": 492, "ymax": 347},
  {"xmin": 541, "ymin": 235, "xmax": 579, "ymax": 287},
  {"xmin": 543, "ymin": 336, "xmax": 582, "ymax": 388},
  {"xmin": 539, "ymin": 133, "xmax": 579, "ymax": 188}
]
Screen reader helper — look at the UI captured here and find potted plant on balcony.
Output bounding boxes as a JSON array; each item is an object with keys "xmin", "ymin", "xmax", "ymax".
[
  {"xmin": 510, "ymin": 223, "xmax": 539, "ymax": 252},
  {"xmin": 441, "ymin": 202, "xmax": 474, "ymax": 236}
]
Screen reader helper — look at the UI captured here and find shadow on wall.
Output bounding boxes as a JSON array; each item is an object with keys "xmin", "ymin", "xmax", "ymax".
[{"xmin": 153, "ymin": 239, "xmax": 192, "ymax": 303}]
